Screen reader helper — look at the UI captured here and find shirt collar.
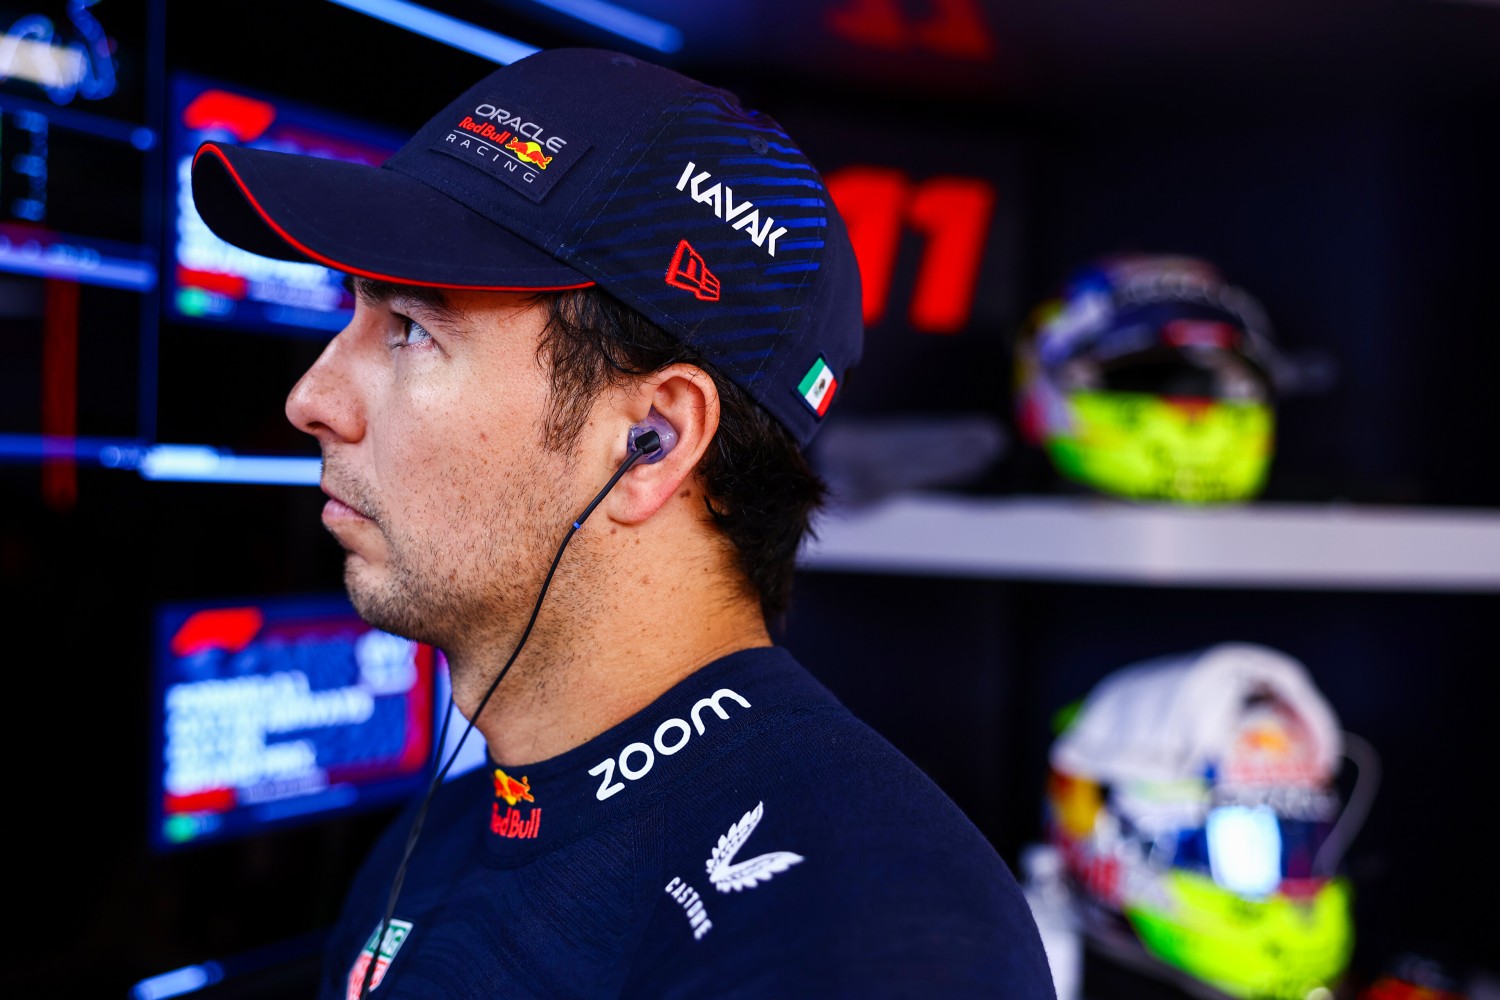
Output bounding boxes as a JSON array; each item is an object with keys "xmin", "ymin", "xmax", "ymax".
[{"xmin": 477, "ymin": 645, "xmax": 815, "ymax": 864}]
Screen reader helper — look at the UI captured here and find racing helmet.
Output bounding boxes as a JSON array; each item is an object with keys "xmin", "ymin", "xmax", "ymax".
[
  {"xmin": 1016, "ymin": 255, "xmax": 1277, "ymax": 503},
  {"xmin": 1045, "ymin": 643, "xmax": 1368, "ymax": 999}
]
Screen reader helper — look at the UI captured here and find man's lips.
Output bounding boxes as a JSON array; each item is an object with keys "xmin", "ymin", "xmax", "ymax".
[
  {"xmin": 323, "ymin": 497, "xmax": 372, "ymax": 523},
  {"xmin": 321, "ymin": 487, "xmax": 374, "ymax": 524}
]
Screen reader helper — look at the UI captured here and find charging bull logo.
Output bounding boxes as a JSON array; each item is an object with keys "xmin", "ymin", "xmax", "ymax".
[
  {"xmin": 491, "ymin": 767, "xmax": 541, "ymax": 839},
  {"xmin": 493, "ymin": 767, "xmax": 534, "ymax": 806},
  {"xmin": 504, "ymin": 137, "xmax": 552, "ymax": 170},
  {"xmin": 1224, "ymin": 703, "xmax": 1322, "ymax": 786}
]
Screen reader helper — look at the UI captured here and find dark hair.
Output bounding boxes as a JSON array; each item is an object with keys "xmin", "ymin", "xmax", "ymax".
[{"xmin": 532, "ymin": 287, "xmax": 826, "ymax": 620}]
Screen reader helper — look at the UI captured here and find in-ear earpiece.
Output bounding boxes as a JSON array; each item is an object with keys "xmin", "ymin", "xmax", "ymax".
[{"xmin": 627, "ymin": 410, "xmax": 678, "ymax": 464}]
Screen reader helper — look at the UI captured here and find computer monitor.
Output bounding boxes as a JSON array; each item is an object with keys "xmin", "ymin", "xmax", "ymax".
[
  {"xmin": 1, "ymin": 1, "xmax": 157, "ymax": 290},
  {"xmin": 150, "ymin": 594, "xmax": 438, "ymax": 850},
  {"xmin": 164, "ymin": 73, "xmax": 403, "ymax": 336}
]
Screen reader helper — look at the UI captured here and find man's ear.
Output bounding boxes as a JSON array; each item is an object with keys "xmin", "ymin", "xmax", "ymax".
[{"xmin": 605, "ymin": 363, "xmax": 720, "ymax": 525}]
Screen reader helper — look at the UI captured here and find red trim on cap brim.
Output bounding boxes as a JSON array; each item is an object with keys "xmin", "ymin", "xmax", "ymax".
[{"xmin": 193, "ymin": 143, "xmax": 596, "ymax": 293}]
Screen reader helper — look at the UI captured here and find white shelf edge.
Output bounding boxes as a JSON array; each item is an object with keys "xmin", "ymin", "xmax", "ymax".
[{"xmin": 797, "ymin": 494, "xmax": 1500, "ymax": 592}]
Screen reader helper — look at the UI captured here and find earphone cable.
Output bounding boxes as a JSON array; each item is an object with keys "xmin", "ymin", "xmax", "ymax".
[{"xmin": 358, "ymin": 434, "xmax": 659, "ymax": 998}]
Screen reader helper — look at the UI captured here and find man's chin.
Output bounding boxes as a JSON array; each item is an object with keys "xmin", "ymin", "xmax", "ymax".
[
  {"xmin": 342, "ymin": 565, "xmax": 428, "ymax": 644},
  {"xmin": 347, "ymin": 596, "xmax": 437, "ymax": 647}
]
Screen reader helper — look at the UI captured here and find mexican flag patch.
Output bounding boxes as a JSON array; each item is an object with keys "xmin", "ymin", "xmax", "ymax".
[
  {"xmin": 797, "ymin": 356, "xmax": 838, "ymax": 417},
  {"xmin": 346, "ymin": 919, "xmax": 413, "ymax": 999}
]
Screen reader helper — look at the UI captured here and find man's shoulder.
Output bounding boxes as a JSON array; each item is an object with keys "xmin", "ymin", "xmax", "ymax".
[
  {"xmin": 623, "ymin": 651, "xmax": 1055, "ymax": 999},
  {"xmin": 663, "ymin": 648, "xmax": 1002, "ymax": 863},
  {"xmin": 658, "ymin": 693, "xmax": 1024, "ymax": 914}
]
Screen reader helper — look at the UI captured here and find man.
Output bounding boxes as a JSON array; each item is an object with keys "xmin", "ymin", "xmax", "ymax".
[{"xmin": 191, "ymin": 47, "xmax": 1053, "ymax": 999}]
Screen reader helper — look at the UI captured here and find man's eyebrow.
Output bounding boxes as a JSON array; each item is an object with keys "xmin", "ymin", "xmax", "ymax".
[{"xmin": 344, "ymin": 274, "xmax": 466, "ymax": 326}]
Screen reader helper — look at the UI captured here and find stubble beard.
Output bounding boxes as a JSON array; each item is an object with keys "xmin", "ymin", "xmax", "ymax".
[{"xmin": 340, "ymin": 471, "xmax": 575, "ymax": 671}]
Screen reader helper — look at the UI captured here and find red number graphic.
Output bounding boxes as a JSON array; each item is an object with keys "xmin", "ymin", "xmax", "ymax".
[
  {"xmin": 826, "ymin": 168, "xmax": 909, "ymax": 329},
  {"xmin": 825, "ymin": 0, "xmax": 994, "ymax": 59},
  {"xmin": 906, "ymin": 176, "xmax": 996, "ymax": 334},
  {"xmin": 826, "ymin": 168, "xmax": 995, "ymax": 335}
]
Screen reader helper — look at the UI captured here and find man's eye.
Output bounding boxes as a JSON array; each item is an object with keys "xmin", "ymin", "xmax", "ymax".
[{"xmin": 394, "ymin": 316, "xmax": 433, "ymax": 348}]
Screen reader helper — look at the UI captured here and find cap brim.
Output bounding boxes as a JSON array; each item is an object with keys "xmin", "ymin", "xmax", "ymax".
[{"xmin": 191, "ymin": 142, "xmax": 595, "ymax": 291}]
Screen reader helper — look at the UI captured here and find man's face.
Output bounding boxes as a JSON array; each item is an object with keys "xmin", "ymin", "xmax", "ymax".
[{"xmin": 286, "ymin": 281, "xmax": 583, "ymax": 651}]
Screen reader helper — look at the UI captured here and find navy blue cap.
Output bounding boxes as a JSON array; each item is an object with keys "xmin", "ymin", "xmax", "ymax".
[{"xmin": 191, "ymin": 48, "xmax": 862, "ymax": 447}]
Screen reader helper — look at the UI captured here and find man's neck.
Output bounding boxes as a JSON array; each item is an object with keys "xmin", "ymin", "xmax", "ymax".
[{"xmin": 447, "ymin": 541, "xmax": 772, "ymax": 766}]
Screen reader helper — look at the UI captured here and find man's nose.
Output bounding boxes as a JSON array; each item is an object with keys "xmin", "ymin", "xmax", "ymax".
[{"xmin": 286, "ymin": 332, "xmax": 364, "ymax": 444}]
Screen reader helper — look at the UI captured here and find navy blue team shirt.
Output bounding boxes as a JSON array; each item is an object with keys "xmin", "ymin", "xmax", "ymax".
[{"xmin": 320, "ymin": 646, "xmax": 1055, "ymax": 999}]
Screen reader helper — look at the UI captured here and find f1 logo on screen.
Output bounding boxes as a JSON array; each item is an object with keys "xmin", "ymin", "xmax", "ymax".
[{"xmin": 825, "ymin": 167, "xmax": 996, "ymax": 335}]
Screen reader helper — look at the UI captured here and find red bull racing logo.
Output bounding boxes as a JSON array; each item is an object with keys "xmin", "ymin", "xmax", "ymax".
[
  {"xmin": 434, "ymin": 101, "xmax": 588, "ymax": 203},
  {"xmin": 491, "ymin": 767, "xmax": 541, "ymax": 839},
  {"xmin": 493, "ymin": 767, "xmax": 534, "ymax": 806},
  {"xmin": 504, "ymin": 137, "xmax": 552, "ymax": 170},
  {"xmin": 1224, "ymin": 703, "xmax": 1322, "ymax": 787},
  {"xmin": 454, "ymin": 115, "xmax": 509, "ymax": 143},
  {"xmin": 451, "ymin": 118, "xmax": 552, "ymax": 170}
]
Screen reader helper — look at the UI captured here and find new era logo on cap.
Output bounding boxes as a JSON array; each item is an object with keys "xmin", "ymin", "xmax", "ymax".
[{"xmin": 665, "ymin": 239, "xmax": 720, "ymax": 302}]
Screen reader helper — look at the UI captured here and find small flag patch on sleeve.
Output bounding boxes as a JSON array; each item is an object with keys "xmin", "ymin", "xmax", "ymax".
[{"xmin": 797, "ymin": 356, "xmax": 837, "ymax": 417}]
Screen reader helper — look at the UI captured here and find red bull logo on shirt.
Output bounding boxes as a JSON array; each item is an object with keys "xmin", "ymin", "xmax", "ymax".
[
  {"xmin": 491, "ymin": 767, "xmax": 541, "ymax": 839},
  {"xmin": 493, "ymin": 767, "xmax": 534, "ymax": 806},
  {"xmin": 491, "ymin": 803, "xmax": 543, "ymax": 839}
]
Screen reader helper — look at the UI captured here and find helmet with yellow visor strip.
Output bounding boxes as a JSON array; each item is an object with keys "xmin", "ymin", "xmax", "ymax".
[
  {"xmin": 1045, "ymin": 643, "xmax": 1375, "ymax": 1000},
  {"xmin": 1016, "ymin": 255, "xmax": 1278, "ymax": 503}
]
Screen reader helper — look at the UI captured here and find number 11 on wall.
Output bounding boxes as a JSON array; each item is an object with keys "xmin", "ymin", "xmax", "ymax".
[{"xmin": 826, "ymin": 167, "xmax": 996, "ymax": 335}]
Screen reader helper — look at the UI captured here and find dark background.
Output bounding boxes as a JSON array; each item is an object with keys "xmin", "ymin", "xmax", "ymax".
[{"xmin": 2, "ymin": 0, "xmax": 1497, "ymax": 995}]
